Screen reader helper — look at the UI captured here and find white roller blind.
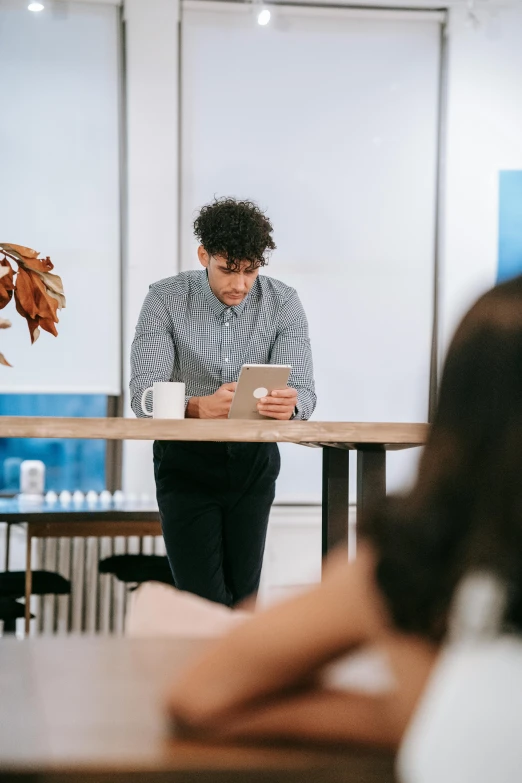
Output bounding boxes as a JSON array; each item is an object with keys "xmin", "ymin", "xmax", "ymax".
[
  {"xmin": 180, "ymin": 2, "xmax": 441, "ymax": 501},
  {"xmin": 0, "ymin": 2, "xmax": 121, "ymax": 393}
]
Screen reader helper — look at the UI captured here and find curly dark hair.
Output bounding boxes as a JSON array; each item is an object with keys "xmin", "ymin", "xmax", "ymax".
[
  {"xmin": 193, "ymin": 197, "xmax": 276, "ymax": 271},
  {"xmin": 361, "ymin": 275, "xmax": 522, "ymax": 642}
]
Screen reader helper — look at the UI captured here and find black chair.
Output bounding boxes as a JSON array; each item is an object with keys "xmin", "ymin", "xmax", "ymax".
[
  {"xmin": 99, "ymin": 554, "xmax": 175, "ymax": 587},
  {"xmin": 0, "ymin": 570, "xmax": 71, "ymax": 599},
  {"xmin": 0, "ymin": 597, "xmax": 34, "ymax": 634},
  {"xmin": 0, "ymin": 570, "xmax": 71, "ymax": 635}
]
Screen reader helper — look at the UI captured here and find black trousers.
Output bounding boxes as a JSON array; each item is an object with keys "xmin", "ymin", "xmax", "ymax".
[{"xmin": 153, "ymin": 441, "xmax": 281, "ymax": 607}]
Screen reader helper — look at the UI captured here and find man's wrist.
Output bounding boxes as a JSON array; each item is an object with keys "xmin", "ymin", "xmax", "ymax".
[{"xmin": 186, "ymin": 397, "xmax": 201, "ymax": 419}]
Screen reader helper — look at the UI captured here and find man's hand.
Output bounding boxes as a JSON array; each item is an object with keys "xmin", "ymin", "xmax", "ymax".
[
  {"xmin": 186, "ymin": 383, "xmax": 237, "ymax": 419},
  {"xmin": 257, "ymin": 387, "xmax": 297, "ymax": 421}
]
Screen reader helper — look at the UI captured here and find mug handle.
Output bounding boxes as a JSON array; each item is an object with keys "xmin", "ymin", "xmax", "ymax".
[{"xmin": 140, "ymin": 387, "xmax": 153, "ymax": 417}]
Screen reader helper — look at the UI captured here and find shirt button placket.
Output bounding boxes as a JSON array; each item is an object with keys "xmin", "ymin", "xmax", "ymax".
[{"xmin": 223, "ymin": 309, "xmax": 232, "ymax": 381}]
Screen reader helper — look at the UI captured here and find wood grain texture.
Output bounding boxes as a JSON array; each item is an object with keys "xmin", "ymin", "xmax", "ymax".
[
  {"xmin": 0, "ymin": 636, "xmax": 396, "ymax": 783},
  {"xmin": 0, "ymin": 416, "xmax": 428, "ymax": 447},
  {"xmin": 0, "ymin": 507, "xmax": 160, "ymax": 524},
  {"xmin": 26, "ymin": 521, "xmax": 162, "ymax": 538}
]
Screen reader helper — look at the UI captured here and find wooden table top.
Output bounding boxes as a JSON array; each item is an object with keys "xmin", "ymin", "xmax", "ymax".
[
  {"xmin": 0, "ymin": 636, "xmax": 395, "ymax": 782},
  {"xmin": 0, "ymin": 416, "xmax": 428, "ymax": 448},
  {"xmin": 0, "ymin": 496, "xmax": 160, "ymax": 523}
]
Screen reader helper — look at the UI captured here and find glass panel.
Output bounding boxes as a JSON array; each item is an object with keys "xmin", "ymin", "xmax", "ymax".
[
  {"xmin": 0, "ymin": 395, "xmax": 106, "ymax": 494},
  {"xmin": 498, "ymin": 170, "xmax": 522, "ymax": 283}
]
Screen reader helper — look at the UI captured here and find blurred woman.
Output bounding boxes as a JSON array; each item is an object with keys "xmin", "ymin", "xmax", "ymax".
[{"xmin": 167, "ymin": 275, "xmax": 522, "ymax": 756}]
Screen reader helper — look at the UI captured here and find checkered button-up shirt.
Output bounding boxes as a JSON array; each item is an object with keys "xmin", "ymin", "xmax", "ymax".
[{"xmin": 130, "ymin": 269, "xmax": 316, "ymax": 420}]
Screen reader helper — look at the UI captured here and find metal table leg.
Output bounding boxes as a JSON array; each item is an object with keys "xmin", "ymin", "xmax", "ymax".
[
  {"xmin": 4, "ymin": 522, "xmax": 11, "ymax": 571},
  {"xmin": 356, "ymin": 447, "xmax": 386, "ymax": 521},
  {"xmin": 25, "ymin": 525, "xmax": 32, "ymax": 636},
  {"xmin": 322, "ymin": 447, "xmax": 349, "ymax": 569}
]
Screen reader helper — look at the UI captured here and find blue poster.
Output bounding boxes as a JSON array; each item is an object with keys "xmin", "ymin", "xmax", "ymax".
[{"xmin": 497, "ymin": 170, "xmax": 522, "ymax": 283}]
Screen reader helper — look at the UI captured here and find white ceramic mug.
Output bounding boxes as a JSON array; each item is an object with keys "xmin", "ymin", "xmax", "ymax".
[{"xmin": 140, "ymin": 382, "xmax": 186, "ymax": 419}]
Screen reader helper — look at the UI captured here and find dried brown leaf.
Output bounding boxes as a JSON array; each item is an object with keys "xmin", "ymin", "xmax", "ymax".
[
  {"xmin": 0, "ymin": 352, "xmax": 12, "ymax": 367},
  {"xmin": 0, "ymin": 257, "xmax": 15, "ymax": 310},
  {"xmin": 0, "ymin": 243, "xmax": 65, "ymax": 356},
  {"xmin": 0, "ymin": 317, "xmax": 11, "ymax": 329},
  {"xmin": 0, "ymin": 244, "xmax": 40, "ymax": 263},
  {"xmin": 0, "ymin": 244, "xmax": 66, "ymax": 311},
  {"xmin": 40, "ymin": 272, "xmax": 66, "ymax": 309},
  {"xmin": 14, "ymin": 266, "xmax": 59, "ymax": 344}
]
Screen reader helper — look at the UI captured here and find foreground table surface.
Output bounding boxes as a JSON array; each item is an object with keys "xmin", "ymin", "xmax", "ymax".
[
  {"xmin": 0, "ymin": 416, "xmax": 427, "ymax": 447},
  {"xmin": 0, "ymin": 636, "xmax": 396, "ymax": 782}
]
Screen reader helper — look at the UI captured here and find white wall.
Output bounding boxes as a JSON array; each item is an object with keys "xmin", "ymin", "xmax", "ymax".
[
  {"xmin": 122, "ymin": 0, "xmax": 179, "ymax": 495},
  {"xmin": 440, "ymin": 3, "xmax": 522, "ymax": 359}
]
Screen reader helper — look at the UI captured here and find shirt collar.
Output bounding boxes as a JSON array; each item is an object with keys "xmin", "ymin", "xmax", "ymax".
[{"xmin": 200, "ymin": 270, "xmax": 258, "ymax": 319}]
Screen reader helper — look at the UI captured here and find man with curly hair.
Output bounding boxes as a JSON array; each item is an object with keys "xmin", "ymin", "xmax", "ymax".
[{"xmin": 130, "ymin": 197, "xmax": 316, "ymax": 607}]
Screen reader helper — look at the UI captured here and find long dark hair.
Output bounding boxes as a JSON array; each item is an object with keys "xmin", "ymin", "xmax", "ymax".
[{"xmin": 362, "ymin": 275, "xmax": 522, "ymax": 641}]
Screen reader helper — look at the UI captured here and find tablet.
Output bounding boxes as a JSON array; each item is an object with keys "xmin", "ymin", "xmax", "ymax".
[{"xmin": 228, "ymin": 364, "xmax": 292, "ymax": 420}]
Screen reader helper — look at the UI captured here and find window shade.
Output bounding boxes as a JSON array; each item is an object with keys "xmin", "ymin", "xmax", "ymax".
[
  {"xmin": 0, "ymin": 3, "xmax": 121, "ymax": 393},
  {"xmin": 180, "ymin": 2, "xmax": 442, "ymax": 500}
]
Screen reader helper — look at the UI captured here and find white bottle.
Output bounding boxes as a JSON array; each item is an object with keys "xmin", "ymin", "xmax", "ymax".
[
  {"xmin": 59, "ymin": 490, "xmax": 72, "ymax": 506},
  {"xmin": 86, "ymin": 490, "xmax": 98, "ymax": 507},
  {"xmin": 72, "ymin": 490, "xmax": 85, "ymax": 506},
  {"xmin": 20, "ymin": 460, "xmax": 45, "ymax": 498},
  {"xmin": 99, "ymin": 490, "xmax": 112, "ymax": 507},
  {"xmin": 112, "ymin": 490, "xmax": 125, "ymax": 507}
]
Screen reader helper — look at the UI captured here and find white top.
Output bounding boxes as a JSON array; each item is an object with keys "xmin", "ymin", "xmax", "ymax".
[{"xmin": 398, "ymin": 636, "xmax": 522, "ymax": 783}]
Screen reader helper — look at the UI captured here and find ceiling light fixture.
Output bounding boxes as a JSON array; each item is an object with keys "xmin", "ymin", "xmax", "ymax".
[
  {"xmin": 257, "ymin": 7, "xmax": 271, "ymax": 25},
  {"xmin": 28, "ymin": 2, "xmax": 45, "ymax": 11}
]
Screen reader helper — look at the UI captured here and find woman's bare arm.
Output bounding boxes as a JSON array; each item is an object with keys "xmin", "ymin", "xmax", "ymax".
[
  {"xmin": 167, "ymin": 543, "xmax": 391, "ymax": 728},
  {"xmin": 173, "ymin": 635, "xmax": 438, "ymax": 749},
  {"xmin": 183, "ymin": 688, "xmax": 400, "ymax": 749}
]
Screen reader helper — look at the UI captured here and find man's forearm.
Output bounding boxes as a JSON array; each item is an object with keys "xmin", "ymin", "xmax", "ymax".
[{"xmin": 186, "ymin": 397, "xmax": 201, "ymax": 418}]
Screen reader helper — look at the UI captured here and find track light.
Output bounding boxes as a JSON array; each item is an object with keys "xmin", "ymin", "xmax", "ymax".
[{"xmin": 257, "ymin": 7, "xmax": 271, "ymax": 25}]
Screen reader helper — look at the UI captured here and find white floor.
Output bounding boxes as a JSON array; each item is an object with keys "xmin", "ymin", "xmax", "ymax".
[{"xmin": 259, "ymin": 504, "xmax": 356, "ymax": 606}]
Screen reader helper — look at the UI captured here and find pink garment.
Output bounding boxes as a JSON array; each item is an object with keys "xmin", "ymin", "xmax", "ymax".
[{"xmin": 126, "ymin": 582, "xmax": 252, "ymax": 638}]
